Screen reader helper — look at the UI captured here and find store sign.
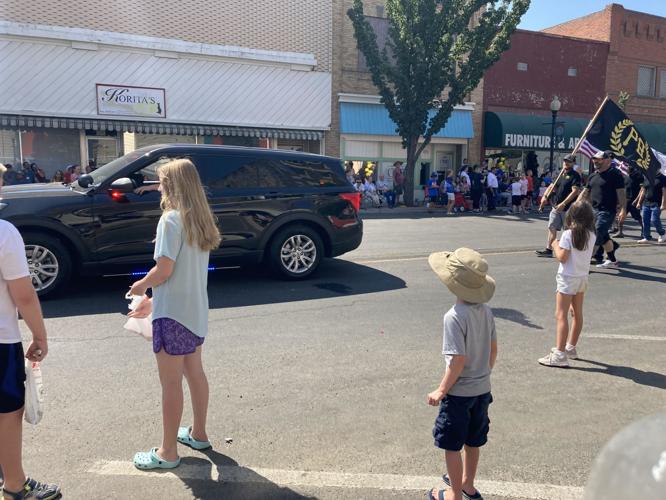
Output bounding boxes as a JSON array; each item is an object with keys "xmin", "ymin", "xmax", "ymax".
[
  {"xmin": 503, "ymin": 134, "xmax": 581, "ymax": 150},
  {"xmin": 96, "ymin": 84, "xmax": 166, "ymax": 118}
]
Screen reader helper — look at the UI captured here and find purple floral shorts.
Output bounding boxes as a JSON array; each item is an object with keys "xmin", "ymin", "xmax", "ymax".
[{"xmin": 152, "ymin": 318, "xmax": 204, "ymax": 355}]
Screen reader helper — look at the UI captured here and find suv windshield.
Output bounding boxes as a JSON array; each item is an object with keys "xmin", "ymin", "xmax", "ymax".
[{"xmin": 83, "ymin": 150, "xmax": 147, "ymax": 186}]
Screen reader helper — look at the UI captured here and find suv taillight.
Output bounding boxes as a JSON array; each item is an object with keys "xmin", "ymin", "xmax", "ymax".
[{"xmin": 339, "ymin": 192, "xmax": 360, "ymax": 212}]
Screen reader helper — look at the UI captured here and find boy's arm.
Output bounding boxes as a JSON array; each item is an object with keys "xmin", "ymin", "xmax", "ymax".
[
  {"xmin": 490, "ymin": 339, "xmax": 498, "ymax": 369},
  {"xmin": 7, "ymin": 276, "xmax": 48, "ymax": 361},
  {"xmin": 427, "ymin": 355, "xmax": 465, "ymax": 405}
]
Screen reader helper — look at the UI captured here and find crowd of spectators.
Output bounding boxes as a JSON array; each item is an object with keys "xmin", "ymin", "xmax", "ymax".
[{"xmin": 1, "ymin": 162, "xmax": 97, "ymax": 186}]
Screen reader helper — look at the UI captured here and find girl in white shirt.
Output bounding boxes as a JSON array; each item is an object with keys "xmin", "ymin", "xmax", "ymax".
[{"xmin": 539, "ymin": 201, "xmax": 596, "ymax": 368}]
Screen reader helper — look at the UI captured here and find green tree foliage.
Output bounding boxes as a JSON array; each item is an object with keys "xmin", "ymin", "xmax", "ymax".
[{"xmin": 348, "ymin": 0, "xmax": 530, "ymax": 204}]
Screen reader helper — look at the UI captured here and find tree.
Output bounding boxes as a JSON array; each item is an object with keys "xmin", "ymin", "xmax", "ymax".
[{"xmin": 348, "ymin": 0, "xmax": 530, "ymax": 205}]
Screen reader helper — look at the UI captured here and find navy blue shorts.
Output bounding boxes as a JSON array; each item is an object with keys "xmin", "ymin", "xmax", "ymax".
[
  {"xmin": 0, "ymin": 342, "xmax": 26, "ymax": 413},
  {"xmin": 433, "ymin": 392, "xmax": 493, "ymax": 451}
]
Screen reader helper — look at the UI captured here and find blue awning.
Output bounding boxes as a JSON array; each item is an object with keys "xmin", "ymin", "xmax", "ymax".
[{"xmin": 340, "ymin": 102, "xmax": 473, "ymax": 139}]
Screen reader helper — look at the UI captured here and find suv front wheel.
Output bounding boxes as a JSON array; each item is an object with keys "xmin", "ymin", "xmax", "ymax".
[
  {"xmin": 268, "ymin": 224, "xmax": 323, "ymax": 279},
  {"xmin": 23, "ymin": 232, "xmax": 72, "ymax": 298}
]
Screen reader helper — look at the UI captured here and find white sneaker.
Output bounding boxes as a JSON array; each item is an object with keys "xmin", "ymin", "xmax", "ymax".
[
  {"xmin": 659, "ymin": 235, "xmax": 666, "ymax": 244},
  {"xmin": 596, "ymin": 259, "xmax": 619, "ymax": 269},
  {"xmin": 565, "ymin": 346, "xmax": 578, "ymax": 359},
  {"xmin": 637, "ymin": 238, "xmax": 650, "ymax": 243},
  {"xmin": 538, "ymin": 350, "xmax": 569, "ymax": 367}
]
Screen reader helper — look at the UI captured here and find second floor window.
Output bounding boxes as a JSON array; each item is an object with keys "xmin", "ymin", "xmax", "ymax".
[{"xmin": 637, "ymin": 66, "xmax": 656, "ymax": 97}]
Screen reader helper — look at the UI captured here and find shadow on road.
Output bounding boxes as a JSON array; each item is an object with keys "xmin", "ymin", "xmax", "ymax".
[
  {"xmin": 571, "ymin": 359, "xmax": 666, "ymax": 390},
  {"xmin": 492, "ymin": 307, "xmax": 544, "ymax": 330},
  {"xmin": 42, "ymin": 259, "xmax": 406, "ymax": 318},
  {"xmin": 591, "ymin": 264, "xmax": 666, "ymax": 284},
  {"xmin": 177, "ymin": 450, "xmax": 317, "ymax": 500}
]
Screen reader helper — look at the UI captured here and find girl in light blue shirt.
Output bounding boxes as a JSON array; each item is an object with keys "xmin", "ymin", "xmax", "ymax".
[{"xmin": 128, "ymin": 159, "xmax": 221, "ymax": 470}]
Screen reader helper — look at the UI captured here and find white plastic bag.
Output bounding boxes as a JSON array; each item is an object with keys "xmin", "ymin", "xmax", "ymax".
[
  {"xmin": 24, "ymin": 360, "xmax": 43, "ymax": 425},
  {"xmin": 123, "ymin": 293, "xmax": 153, "ymax": 340}
]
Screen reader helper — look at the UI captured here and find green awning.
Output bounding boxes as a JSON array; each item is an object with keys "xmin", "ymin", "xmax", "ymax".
[
  {"xmin": 484, "ymin": 111, "xmax": 588, "ymax": 151},
  {"xmin": 484, "ymin": 111, "xmax": 666, "ymax": 153}
]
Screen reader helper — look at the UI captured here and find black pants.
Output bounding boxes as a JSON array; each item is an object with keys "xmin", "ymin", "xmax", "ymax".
[
  {"xmin": 471, "ymin": 189, "xmax": 482, "ymax": 209},
  {"xmin": 486, "ymin": 188, "xmax": 496, "ymax": 210}
]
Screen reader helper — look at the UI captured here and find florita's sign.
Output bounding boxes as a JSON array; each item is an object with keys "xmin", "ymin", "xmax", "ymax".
[{"xmin": 96, "ymin": 84, "xmax": 166, "ymax": 118}]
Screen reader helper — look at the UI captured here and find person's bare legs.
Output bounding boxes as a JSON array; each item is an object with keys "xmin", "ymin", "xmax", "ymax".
[
  {"xmin": 568, "ymin": 292, "xmax": 585, "ymax": 347},
  {"xmin": 462, "ymin": 445, "xmax": 480, "ymax": 495},
  {"xmin": 447, "ymin": 199, "xmax": 455, "ymax": 215},
  {"xmin": 547, "ymin": 228, "xmax": 557, "ymax": 250},
  {"xmin": 0, "ymin": 409, "xmax": 26, "ymax": 493},
  {"xmin": 183, "ymin": 346, "xmax": 209, "ymax": 442},
  {"xmin": 155, "ymin": 350, "xmax": 185, "ymax": 462},
  {"xmin": 442, "ymin": 450, "xmax": 463, "ymax": 500},
  {"xmin": 555, "ymin": 292, "xmax": 574, "ymax": 352}
]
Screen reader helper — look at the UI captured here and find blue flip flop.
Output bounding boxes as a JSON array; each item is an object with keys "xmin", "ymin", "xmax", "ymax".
[
  {"xmin": 177, "ymin": 426, "xmax": 212, "ymax": 450},
  {"xmin": 133, "ymin": 448, "xmax": 181, "ymax": 470}
]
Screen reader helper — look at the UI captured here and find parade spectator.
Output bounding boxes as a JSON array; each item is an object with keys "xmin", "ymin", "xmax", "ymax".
[
  {"xmin": 611, "ymin": 164, "xmax": 643, "ymax": 238},
  {"xmin": 539, "ymin": 201, "xmax": 596, "ymax": 367},
  {"xmin": 578, "ymin": 151, "xmax": 626, "ymax": 268},
  {"xmin": 469, "ymin": 165, "xmax": 483, "ymax": 212},
  {"xmin": 511, "ymin": 177, "xmax": 523, "ymax": 214},
  {"xmin": 536, "ymin": 155, "xmax": 582, "ymax": 257},
  {"xmin": 634, "ymin": 172, "xmax": 666, "ymax": 243},
  {"xmin": 486, "ymin": 168, "xmax": 498, "ymax": 211},
  {"xmin": 458, "ymin": 165, "xmax": 470, "ymax": 193},
  {"xmin": 128, "ymin": 159, "xmax": 220, "ymax": 471},
  {"xmin": 392, "ymin": 161, "xmax": 405, "ymax": 206},
  {"xmin": 445, "ymin": 171, "xmax": 455, "ymax": 215},
  {"xmin": 426, "ymin": 248, "xmax": 497, "ymax": 500},
  {"xmin": 525, "ymin": 170, "xmax": 535, "ymax": 210},
  {"xmin": 20, "ymin": 162, "xmax": 35, "ymax": 183},
  {"xmin": 51, "ymin": 170, "xmax": 64, "ymax": 183},
  {"xmin": 0, "ymin": 164, "xmax": 62, "ymax": 500},
  {"xmin": 354, "ymin": 178, "xmax": 365, "ymax": 193},
  {"xmin": 31, "ymin": 163, "xmax": 47, "ymax": 183},
  {"xmin": 427, "ymin": 172, "xmax": 439, "ymax": 208},
  {"xmin": 70, "ymin": 165, "xmax": 82, "ymax": 182},
  {"xmin": 519, "ymin": 173, "xmax": 528, "ymax": 212},
  {"xmin": 364, "ymin": 177, "xmax": 380, "ymax": 207},
  {"xmin": 377, "ymin": 175, "xmax": 391, "ymax": 207},
  {"xmin": 2, "ymin": 164, "xmax": 18, "ymax": 185}
]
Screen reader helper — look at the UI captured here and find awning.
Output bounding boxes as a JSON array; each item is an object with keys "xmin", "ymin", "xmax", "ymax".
[
  {"xmin": 340, "ymin": 103, "xmax": 473, "ymax": 139},
  {"xmin": 485, "ymin": 111, "xmax": 666, "ymax": 152},
  {"xmin": 484, "ymin": 111, "xmax": 587, "ymax": 150},
  {"xmin": 0, "ymin": 114, "xmax": 323, "ymax": 141}
]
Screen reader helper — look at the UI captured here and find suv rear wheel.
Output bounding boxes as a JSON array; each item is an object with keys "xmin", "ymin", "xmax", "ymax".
[
  {"xmin": 268, "ymin": 224, "xmax": 323, "ymax": 279},
  {"xmin": 23, "ymin": 232, "xmax": 72, "ymax": 298}
]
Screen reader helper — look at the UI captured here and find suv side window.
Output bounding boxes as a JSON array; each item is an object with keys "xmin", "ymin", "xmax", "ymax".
[
  {"xmin": 128, "ymin": 155, "xmax": 174, "ymax": 188},
  {"xmin": 194, "ymin": 155, "xmax": 259, "ymax": 193},
  {"xmin": 257, "ymin": 159, "xmax": 347, "ymax": 188}
]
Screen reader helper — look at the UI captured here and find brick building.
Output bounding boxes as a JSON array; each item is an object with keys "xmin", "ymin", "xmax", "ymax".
[
  {"xmin": 482, "ymin": 29, "xmax": 610, "ymax": 171},
  {"xmin": 331, "ymin": 0, "xmax": 477, "ymax": 202},
  {"xmin": 543, "ymin": 3, "xmax": 666, "ymax": 143},
  {"xmin": 0, "ymin": 1, "xmax": 333, "ymax": 173}
]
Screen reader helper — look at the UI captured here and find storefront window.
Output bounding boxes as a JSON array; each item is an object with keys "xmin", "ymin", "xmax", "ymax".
[
  {"xmin": 20, "ymin": 128, "xmax": 80, "ymax": 177},
  {"xmin": 87, "ymin": 137, "xmax": 119, "ymax": 168},
  {"xmin": 0, "ymin": 129, "xmax": 19, "ymax": 165}
]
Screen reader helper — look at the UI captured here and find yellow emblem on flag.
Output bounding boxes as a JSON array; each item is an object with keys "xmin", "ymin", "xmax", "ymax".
[{"xmin": 611, "ymin": 118, "xmax": 651, "ymax": 170}]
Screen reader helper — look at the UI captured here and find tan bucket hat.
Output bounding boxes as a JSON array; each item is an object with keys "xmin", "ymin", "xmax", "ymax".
[{"xmin": 428, "ymin": 248, "xmax": 495, "ymax": 303}]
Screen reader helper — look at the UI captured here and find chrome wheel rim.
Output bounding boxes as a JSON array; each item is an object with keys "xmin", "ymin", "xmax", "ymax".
[
  {"xmin": 280, "ymin": 235, "xmax": 317, "ymax": 274},
  {"xmin": 26, "ymin": 245, "xmax": 59, "ymax": 292}
]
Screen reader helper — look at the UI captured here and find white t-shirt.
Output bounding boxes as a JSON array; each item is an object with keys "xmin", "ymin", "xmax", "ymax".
[
  {"xmin": 557, "ymin": 229, "xmax": 596, "ymax": 277},
  {"xmin": 511, "ymin": 182, "xmax": 522, "ymax": 196},
  {"xmin": 486, "ymin": 171, "xmax": 498, "ymax": 188},
  {"xmin": 519, "ymin": 178, "xmax": 528, "ymax": 195},
  {"xmin": 0, "ymin": 220, "xmax": 30, "ymax": 343}
]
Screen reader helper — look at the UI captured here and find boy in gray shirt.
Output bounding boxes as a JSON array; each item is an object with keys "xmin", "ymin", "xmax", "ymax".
[{"xmin": 426, "ymin": 248, "xmax": 498, "ymax": 500}]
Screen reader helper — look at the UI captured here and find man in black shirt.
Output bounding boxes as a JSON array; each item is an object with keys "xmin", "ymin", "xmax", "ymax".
[
  {"xmin": 579, "ymin": 150, "xmax": 626, "ymax": 268},
  {"xmin": 634, "ymin": 172, "xmax": 666, "ymax": 243},
  {"xmin": 535, "ymin": 154, "xmax": 582, "ymax": 257},
  {"xmin": 611, "ymin": 164, "xmax": 643, "ymax": 237}
]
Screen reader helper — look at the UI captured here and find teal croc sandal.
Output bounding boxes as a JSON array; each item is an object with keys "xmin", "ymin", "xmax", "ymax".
[
  {"xmin": 133, "ymin": 448, "xmax": 181, "ymax": 470},
  {"xmin": 177, "ymin": 426, "xmax": 212, "ymax": 450}
]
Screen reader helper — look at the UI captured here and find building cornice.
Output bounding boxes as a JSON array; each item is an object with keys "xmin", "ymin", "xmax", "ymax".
[{"xmin": 0, "ymin": 21, "xmax": 317, "ymax": 69}]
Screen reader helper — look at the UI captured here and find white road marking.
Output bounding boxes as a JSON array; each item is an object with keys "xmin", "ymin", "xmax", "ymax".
[
  {"xmin": 89, "ymin": 460, "xmax": 584, "ymax": 499},
  {"xmin": 586, "ymin": 333, "xmax": 666, "ymax": 341}
]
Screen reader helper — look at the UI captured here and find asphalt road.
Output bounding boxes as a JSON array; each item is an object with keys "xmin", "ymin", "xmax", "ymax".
[{"xmin": 15, "ymin": 210, "xmax": 666, "ymax": 499}]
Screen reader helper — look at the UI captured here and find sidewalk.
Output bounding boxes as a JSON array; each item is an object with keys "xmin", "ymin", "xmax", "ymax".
[{"xmin": 359, "ymin": 204, "xmax": 530, "ymax": 219}]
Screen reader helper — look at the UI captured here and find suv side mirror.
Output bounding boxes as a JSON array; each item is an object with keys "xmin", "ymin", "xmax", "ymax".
[
  {"xmin": 78, "ymin": 174, "xmax": 94, "ymax": 188},
  {"xmin": 109, "ymin": 177, "xmax": 134, "ymax": 193}
]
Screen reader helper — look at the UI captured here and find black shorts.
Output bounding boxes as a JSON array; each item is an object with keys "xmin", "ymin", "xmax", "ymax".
[
  {"xmin": 0, "ymin": 342, "xmax": 26, "ymax": 413},
  {"xmin": 433, "ymin": 392, "xmax": 493, "ymax": 451},
  {"xmin": 512, "ymin": 195, "xmax": 522, "ymax": 206}
]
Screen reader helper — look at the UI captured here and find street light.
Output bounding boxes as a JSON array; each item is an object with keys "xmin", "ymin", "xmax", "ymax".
[{"xmin": 549, "ymin": 96, "xmax": 561, "ymax": 174}]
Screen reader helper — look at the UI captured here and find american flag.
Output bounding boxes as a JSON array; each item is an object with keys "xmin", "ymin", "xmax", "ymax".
[{"xmin": 579, "ymin": 139, "xmax": 629, "ymax": 177}]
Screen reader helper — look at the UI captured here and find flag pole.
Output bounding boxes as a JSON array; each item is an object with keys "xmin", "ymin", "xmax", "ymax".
[{"xmin": 540, "ymin": 96, "xmax": 610, "ymax": 206}]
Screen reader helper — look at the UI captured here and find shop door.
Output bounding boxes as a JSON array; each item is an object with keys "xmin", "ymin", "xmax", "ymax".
[
  {"xmin": 88, "ymin": 137, "xmax": 119, "ymax": 168},
  {"xmin": 435, "ymin": 150, "xmax": 454, "ymax": 174}
]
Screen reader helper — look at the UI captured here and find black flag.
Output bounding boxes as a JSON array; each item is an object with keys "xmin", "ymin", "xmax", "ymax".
[{"xmin": 581, "ymin": 98, "xmax": 660, "ymax": 184}]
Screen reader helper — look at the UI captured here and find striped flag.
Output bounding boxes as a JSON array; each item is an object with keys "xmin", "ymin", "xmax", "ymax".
[{"xmin": 579, "ymin": 139, "xmax": 628, "ymax": 176}]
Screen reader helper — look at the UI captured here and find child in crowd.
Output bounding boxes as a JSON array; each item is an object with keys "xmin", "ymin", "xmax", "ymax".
[
  {"xmin": 519, "ymin": 173, "xmax": 529, "ymax": 212},
  {"xmin": 539, "ymin": 201, "xmax": 596, "ymax": 368},
  {"xmin": 511, "ymin": 177, "xmax": 523, "ymax": 214},
  {"xmin": 427, "ymin": 248, "xmax": 497, "ymax": 500},
  {"xmin": 427, "ymin": 172, "xmax": 439, "ymax": 208},
  {"xmin": 129, "ymin": 159, "xmax": 221, "ymax": 469}
]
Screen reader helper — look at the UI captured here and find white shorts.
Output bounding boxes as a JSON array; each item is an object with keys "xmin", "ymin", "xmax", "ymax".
[
  {"xmin": 556, "ymin": 273, "xmax": 588, "ymax": 295},
  {"xmin": 447, "ymin": 193, "xmax": 455, "ymax": 201}
]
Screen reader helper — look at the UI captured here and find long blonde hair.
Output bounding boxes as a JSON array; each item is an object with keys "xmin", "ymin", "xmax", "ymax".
[{"xmin": 158, "ymin": 159, "xmax": 221, "ymax": 252}]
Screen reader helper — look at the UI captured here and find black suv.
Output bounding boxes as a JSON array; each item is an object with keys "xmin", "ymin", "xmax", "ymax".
[{"xmin": 0, "ymin": 144, "xmax": 363, "ymax": 297}]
